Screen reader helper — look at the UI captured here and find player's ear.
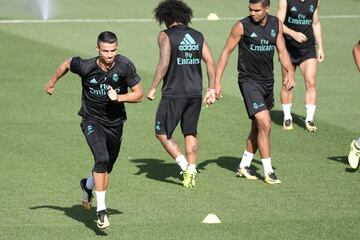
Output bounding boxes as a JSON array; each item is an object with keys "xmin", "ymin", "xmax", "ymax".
[{"xmin": 96, "ymin": 44, "xmax": 100, "ymax": 53}]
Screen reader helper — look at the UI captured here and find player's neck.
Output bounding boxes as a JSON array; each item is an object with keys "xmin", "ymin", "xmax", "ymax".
[
  {"xmin": 169, "ymin": 22, "xmax": 184, "ymax": 28},
  {"xmin": 259, "ymin": 15, "xmax": 268, "ymax": 26},
  {"xmin": 96, "ymin": 58, "xmax": 115, "ymax": 72}
]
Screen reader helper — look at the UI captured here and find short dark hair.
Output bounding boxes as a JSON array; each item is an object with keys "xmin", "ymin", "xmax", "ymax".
[
  {"xmin": 97, "ymin": 31, "xmax": 117, "ymax": 45},
  {"xmin": 249, "ymin": 0, "xmax": 270, "ymax": 7},
  {"xmin": 153, "ymin": 0, "xmax": 193, "ymax": 27}
]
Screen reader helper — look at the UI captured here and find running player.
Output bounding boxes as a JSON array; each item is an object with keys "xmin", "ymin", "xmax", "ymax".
[
  {"xmin": 348, "ymin": 40, "xmax": 360, "ymax": 168},
  {"xmin": 44, "ymin": 31, "xmax": 143, "ymax": 229}
]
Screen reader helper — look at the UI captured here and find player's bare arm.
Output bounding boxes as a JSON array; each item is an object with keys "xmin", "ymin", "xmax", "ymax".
[
  {"xmin": 312, "ymin": 0, "xmax": 324, "ymax": 63},
  {"xmin": 202, "ymin": 40, "xmax": 216, "ymax": 90},
  {"xmin": 108, "ymin": 83, "xmax": 144, "ymax": 103},
  {"xmin": 201, "ymin": 40, "xmax": 216, "ymax": 106},
  {"xmin": 45, "ymin": 58, "xmax": 71, "ymax": 95},
  {"xmin": 353, "ymin": 42, "xmax": 360, "ymax": 72},
  {"xmin": 277, "ymin": 0, "xmax": 307, "ymax": 43},
  {"xmin": 147, "ymin": 31, "xmax": 171, "ymax": 101},
  {"xmin": 215, "ymin": 21, "xmax": 243, "ymax": 99},
  {"xmin": 276, "ymin": 22, "xmax": 295, "ymax": 90}
]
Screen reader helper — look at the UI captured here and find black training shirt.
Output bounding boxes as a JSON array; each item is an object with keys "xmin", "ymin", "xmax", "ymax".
[
  {"xmin": 162, "ymin": 25, "xmax": 204, "ymax": 98},
  {"xmin": 284, "ymin": 0, "xmax": 318, "ymax": 49},
  {"xmin": 70, "ymin": 54, "xmax": 141, "ymax": 126},
  {"xmin": 238, "ymin": 15, "xmax": 279, "ymax": 82}
]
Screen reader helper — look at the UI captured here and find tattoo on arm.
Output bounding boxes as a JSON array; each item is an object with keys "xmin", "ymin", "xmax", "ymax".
[
  {"xmin": 151, "ymin": 32, "xmax": 171, "ymax": 89},
  {"xmin": 158, "ymin": 33, "xmax": 171, "ymax": 77}
]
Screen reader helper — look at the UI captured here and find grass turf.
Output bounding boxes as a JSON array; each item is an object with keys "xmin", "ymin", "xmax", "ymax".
[{"xmin": 0, "ymin": 0, "xmax": 360, "ymax": 239}]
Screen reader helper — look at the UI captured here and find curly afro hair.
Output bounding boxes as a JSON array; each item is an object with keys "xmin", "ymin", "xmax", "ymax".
[{"xmin": 153, "ymin": 0, "xmax": 193, "ymax": 27}]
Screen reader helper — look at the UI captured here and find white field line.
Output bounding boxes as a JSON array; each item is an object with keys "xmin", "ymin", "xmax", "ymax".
[{"xmin": 0, "ymin": 15, "xmax": 359, "ymax": 24}]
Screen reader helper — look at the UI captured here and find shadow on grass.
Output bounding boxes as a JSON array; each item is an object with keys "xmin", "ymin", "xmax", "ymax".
[
  {"xmin": 131, "ymin": 158, "xmax": 183, "ymax": 186},
  {"xmin": 270, "ymin": 110, "xmax": 306, "ymax": 129},
  {"xmin": 197, "ymin": 156, "xmax": 263, "ymax": 179},
  {"xmin": 30, "ymin": 205, "xmax": 122, "ymax": 236},
  {"xmin": 328, "ymin": 155, "xmax": 358, "ymax": 173}
]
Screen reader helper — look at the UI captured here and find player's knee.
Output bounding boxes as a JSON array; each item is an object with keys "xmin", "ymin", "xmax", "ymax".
[
  {"xmin": 156, "ymin": 134, "xmax": 169, "ymax": 145},
  {"xmin": 93, "ymin": 161, "xmax": 108, "ymax": 173},
  {"xmin": 107, "ymin": 163, "xmax": 114, "ymax": 174},
  {"xmin": 305, "ymin": 78, "xmax": 316, "ymax": 90},
  {"xmin": 106, "ymin": 157, "xmax": 117, "ymax": 174},
  {"xmin": 258, "ymin": 120, "xmax": 272, "ymax": 132},
  {"xmin": 307, "ymin": 84, "xmax": 316, "ymax": 93},
  {"xmin": 156, "ymin": 133, "xmax": 165, "ymax": 140}
]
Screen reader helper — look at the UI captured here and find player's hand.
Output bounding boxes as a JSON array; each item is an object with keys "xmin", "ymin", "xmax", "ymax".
[
  {"xmin": 317, "ymin": 48, "xmax": 324, "ymax": 63},
  {"xmin": 147, "ymin": 88, "xmax": 156, "ymax": 101},
  {"xmin": 292, "ymin": 32, "xmax": 307, "ymax": 43},
  {"xmin": 45, "ymin": 81, "xmax": 55, "ymax": 95},
  {"xmin": 107, "ymin": 86, "xmax": 118, "ymax": 101},
  {"xmin": 204, "ymin": 88, "xmax": 216, "ymax": 108},
  {"xmin": 283, "ymin": 74, "xmax": 296, "ymax": 90},
  {"xmin": 214, "ymin": 83, "xmax": 223, "ymax": 100}
]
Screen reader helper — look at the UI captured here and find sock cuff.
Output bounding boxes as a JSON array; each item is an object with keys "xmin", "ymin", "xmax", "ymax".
[
  {"xmin": 355, "ymin": 138, "xmax": 360, "ymax": 149},
  {"xmin": 305, "ymin": 104, "xmax": 316, "ymax": 108},
  {"xmin": 244, "ymin": 150, "xmax": 254, "ymax": 158},
  {"xmin": 95, "ymin": 191, "xmax": 106, "ymax": 194},
  {"xmin": 175, "ymin": 155, "xmax": 186, "ymax": 163},
  {"xmin": 188, "ymin": 164, "xmax": 197, "ymax": 172}
]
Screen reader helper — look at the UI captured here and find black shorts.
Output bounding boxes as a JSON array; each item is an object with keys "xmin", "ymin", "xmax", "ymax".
[
  {"xmin": 80, "ymin": 119, "xmax": 123, "ymax": 173},
  {"xmin": 239, "ymin": 80, "xmax": 274, "ymax": 119},
  {"xmin": 155, "ymin": 97, "xmax": 202, "ymax": 139},
  {"xmin": 286, "ymin": 43, "xmax": 317, "ymax": 66}
]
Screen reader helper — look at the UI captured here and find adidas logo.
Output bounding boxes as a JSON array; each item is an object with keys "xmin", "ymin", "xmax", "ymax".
[
  {"xmin": 290, "ymin": 6, "xmax": 297, "ymax": 12},
  {"xmin": 179, "ymin": 33, "xmax": 199, "ymax": 51},
  {"xmin": 250, "ymin": 32, "xmax": 257, "ymax": 38},
  {"xmin": 89, "ymin": 78, "xmax": 98, "ymax": 84}
]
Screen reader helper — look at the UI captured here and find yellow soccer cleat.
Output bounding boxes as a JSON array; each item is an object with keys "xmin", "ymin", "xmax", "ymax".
[
  {"xmin": 237, "ymin": 166, "xmax": 258, "ymax": 180},
  {"xmin": 182, "ymin": 168, "xmax": 197, "ymax": 188},
  {"xmin": 264, "ymin": 172, "xmax": 281, "ymax": 184},
  {"xmin": 348, "ymin": 140, "xmax": 360, "ymax": 169}
]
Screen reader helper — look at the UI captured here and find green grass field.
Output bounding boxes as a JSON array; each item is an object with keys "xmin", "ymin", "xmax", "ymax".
[{"xmin": 1, "ymin": 0, "xmax": 360, "ymax": 239}]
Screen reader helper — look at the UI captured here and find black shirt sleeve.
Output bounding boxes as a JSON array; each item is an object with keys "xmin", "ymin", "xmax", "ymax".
[
  {"xmin": 124, "ymin": 62, "xmax": 141, "ymax": 88},
  {"xmin": 69, "ymin": 57, "xmax": 83, "ymax": 76}
]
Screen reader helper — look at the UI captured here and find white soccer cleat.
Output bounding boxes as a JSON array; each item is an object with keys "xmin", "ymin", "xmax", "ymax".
[
  {"xmin": 96, "ymin": 209, "xmax": 110, "ymax": 229},
  {"xmin": 283, "ymin": 119, "xmax": 293, "ymax": 130},
  {"xmin": 305, "ymin": 121, "xmax": 317, "ymax": 132},
  {"xmin": 348, "ymin": 140, "xmax": 360, "ymax": 169}
]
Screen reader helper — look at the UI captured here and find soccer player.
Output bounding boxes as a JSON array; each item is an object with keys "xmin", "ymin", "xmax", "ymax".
[
  {"xmin": 215, "ymin": 0, "xmax": 295, "ymax": 184},
  {"xmin": 147, "ymin": 0, "xmax": 216, "ymax": 188},
  {"xmin": 348, "ymin": 40, "xmax": 360, "ymax": 168},
  {"xmin": 277, "ymin": 0, "xmax": 324, "ymax": 131},
  {"xmin": 44, "ymin": 31, "xmax": 143, "ymax": 229},
  {"xmin": 352, "ymin": 41, "xmax": 360, "ymax": 72}
]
